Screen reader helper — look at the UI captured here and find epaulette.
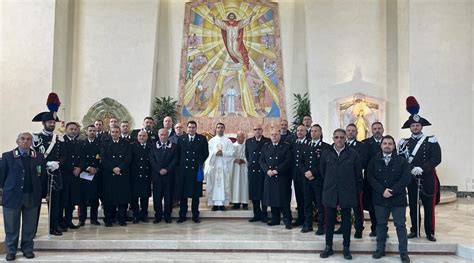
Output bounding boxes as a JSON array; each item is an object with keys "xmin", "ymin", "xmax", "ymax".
[
  {"xmin": 427, "ymin": 136, "xmax": 438, "ymax": 143},
  {"xmin": 32, "ymin": 133, "xmax": 40, "ymax": 142},
  {"xmin": 398, "ymin": 138, "xmax": 409, "ymax": 146}
]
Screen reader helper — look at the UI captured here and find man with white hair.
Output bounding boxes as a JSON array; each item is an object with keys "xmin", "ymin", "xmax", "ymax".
[{"xmin": 231, "ymin": 131, "xmax": 249, "ymax": 210}]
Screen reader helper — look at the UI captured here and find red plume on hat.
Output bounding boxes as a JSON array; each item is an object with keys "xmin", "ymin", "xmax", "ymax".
[
  {"xmin": 401, "ymin": 96, "xmax": 431, "ymax": 129},
  {"xmin": 32, "ymin": 92, "xmax": 61, "ymax": 122}
]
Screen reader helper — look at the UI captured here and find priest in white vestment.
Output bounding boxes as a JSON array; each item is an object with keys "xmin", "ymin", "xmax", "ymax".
[
  {"xmin": 204, "ymin": 123, "xmax": 235, "ymax": 211},
  {"xmin": 231, "ymin": 131, "xmax": 249, "ymax": 210}
]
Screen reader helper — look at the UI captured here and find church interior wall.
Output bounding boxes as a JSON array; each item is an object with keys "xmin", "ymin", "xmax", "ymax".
[{"xmin": 0, "ymin": 0, "xmax": 472, "ymax": 191}]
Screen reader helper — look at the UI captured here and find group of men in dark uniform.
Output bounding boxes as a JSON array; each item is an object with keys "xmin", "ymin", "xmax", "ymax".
[{"xmin": 6, "ymin": 93, "xmax": 441, "ymax": 263}]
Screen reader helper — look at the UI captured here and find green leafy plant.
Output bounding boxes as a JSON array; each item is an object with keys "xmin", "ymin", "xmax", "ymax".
[
  {"xmin": 291, "ymin": 92, "xmax": 311, "ymax": 132},
  {"xmin": 152, "ymin": 96, "xmax": 178, "ymax": 131}
]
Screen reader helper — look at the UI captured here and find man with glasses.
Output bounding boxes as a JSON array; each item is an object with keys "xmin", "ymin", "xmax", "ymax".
[
  {"xmin": 320, "ymin": 129, "xmax": 363, "ymax": 260},
  {"xmin": 245, "ymin": 124, "xmax": 271, "ymax": 223}
]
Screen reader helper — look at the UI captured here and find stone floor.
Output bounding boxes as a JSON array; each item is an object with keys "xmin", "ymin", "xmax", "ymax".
[{"xmin": 0, "ymin": 198, "xmax": 472, "ymax": 262}]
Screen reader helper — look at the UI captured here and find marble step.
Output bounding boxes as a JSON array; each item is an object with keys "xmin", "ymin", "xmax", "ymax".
[{"xmin": 33, "ymin": 237, "xmax": 457, "ymax": 254}]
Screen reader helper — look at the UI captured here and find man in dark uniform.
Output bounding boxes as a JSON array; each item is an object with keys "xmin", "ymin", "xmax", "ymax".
[
  {"xmin": 334, "ymin": 123, "xmax": 368, "ymax": 238},
  {"xmin": 99, "ymin": 117, "xmax": 118, "ymax": 142},
  {"xmin": 150, "ymin": 128, "xmax": 178, "ymax": 223},
  {"xmin": 163, "ymin": 116, "xmax": 176, "ymax": 139},
  {"xmin": 31, "ymin": 93, "xmax": 64, "ymax": 236},
  {"xmin": 259, "ymin": 129, "xmax": 293, "ymax": 230},
  {"xmin": 79, "ymin": 125, "xmax": 101, "ymax": 226},
  {"xmin": 176, "ymin": 121, "xmax": 209, "ymax": 223},
  {"xmin": 301, "ymin": 124, "xmax": 330, "ymax": 235},
  {"xmin": 279, "ymin": 119, "xmax": 295, "ymax": 143},
  {"xmin": 131, "ymin": 117, "xmax": 157, "ymax": 143},
  {"xmin": 290, "ymin": 125, "xmax": 308, "ymax": 227},
  {"xmin": 399, "ymin": 96, "xmax": 441, "ymax": 242},
  {"xmin": 320, "ymin": 129, "xmax": 362, "ymax": 260},
  {"xmin": 1, "ymin": 133, "xmax": 47, "ymax": 261},
  {"xmin": 130, "ymin": 131, "xmax": 152, "ymax": 224},
  {"xmin": 120, "ymin": 121, "xmax": 135, "ymax": 143},
  {"xmin": 94, "ymin": 120, "xmax": 106, "ymax": 139},
  {"xmin": 302, "ymin": 115, "xmax": 313, "ymax": 140},
  {"xmin": 362, "ymin": 121, "xmax": 385, "ymax": 237},
  {"xmin": 245, "ymin": 124, "xmax": 271, "ymax": 223},
  {"xmin": 101, "ymin": 125, "xmax": 132, "ymax": 227},
  {"xmin": 60, "ymin": 122, "xmax": 82, "ymax": 230},
  {"xmin": 169, "ymin": 122, "xmax": 186, "ymax": 144},
  {"xmin": 368, "ymin": 135, "xmax": 411, "ymax": 263}
]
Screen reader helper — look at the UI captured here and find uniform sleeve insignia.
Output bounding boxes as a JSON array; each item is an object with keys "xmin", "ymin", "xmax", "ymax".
[
  {"xmin": 32, "ymin": 133, "xmax": 39, "ymax": 142},
  {"xmin": 428, "ymin": 136, "xmax": 438, "ymax": 143},
  {"xmin": 398, "ymin": 138, "xmax": 406, "ymax": 146}
]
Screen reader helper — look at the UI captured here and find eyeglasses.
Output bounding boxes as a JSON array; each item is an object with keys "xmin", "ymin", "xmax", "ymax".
[{"xmin": 334, "ymin": 136, "xmax": 345, "ymax": 139}]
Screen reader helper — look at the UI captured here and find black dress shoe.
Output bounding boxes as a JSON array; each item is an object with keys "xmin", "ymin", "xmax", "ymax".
[
  {"xmin": 67, "ymin": 223, "xmax": 80, "ymax": 229},
  {"xmin": 5, "ymin": 253, "xmax": 15, "ymax": 261},
  {"xmin": 193, "ymin": 218, "xmax": 201, "ymax": 223},
  {"xmin": 231, "ymin": 204, "xmax": 240, "ymax": 210},
  {"xmin": 119, "ymin": 221, "xmax": 127, "ymax": 226},
  {"xmin": 261, "ymin": 217, "xmax": 268, "ymax": 223},
  {"xmin": 301, "ymin": 227, "xmax": 313, "ymax": 233},
  {"xmin": 212, "ymin": 206, "xmax": 218, "ymax": 211},
  {"xmin": 165, "ymin": 218, "xmax": 172, "ymax": 224},
  {"xmin": 427, "ymin": 234, "xmax": 437, "ymax": 242},
  {"xmin": 267, "ymin": 221, "xmax": 280, "ymax": 226},
  {"xmin": 334, "ymin": 227, "xmax": 343, "ymax": 234},
  {"xmin": 58, "ymin": 226, "xmax": 67, "ymax": 232},
  {"xmin": 291, "ymin": 221, "xmax": 302, "ymax": 227},
  {"xmin": 177, "ymin": 218, "xmax": 186, "ymax": 224},
  {"xmin": 79, "ymin": 221, "xmax": 85, "ymax": 227},
  {"xmin": 354, "ymin": 230, "xmax": 363, "ymax": 239},
  {"xmin": 401, "ymin": 253, "xmax": 411, "ymax": 263},
  {"xmin": 132, "ymin": 218, "xmax": 139, "ymax": 224},
  {"xmin": 285, "ymin": 224, "xmax": 292, "ymax": 230},
  {"xmin": 141, "ymin": 218, "xmax": 149, "ymax": 223},
  {"xmin": 23, "ymin": 251, "xmax": 35, "ymax": 259},
  {"xmin": 242, "ymin": 204, "xmax": 249, "ymax": 210},
  {"xmin": 248, "ymin": 217, "xmax": 261, "ymax": 222},
  {"xmin": 372, "ymin": 250, "xmax": 385, "ymax": 259},
  {"xmin": 315, "ymin": 227, "xmax": 325, "ymax": 236},
  {"xmin": 369, "ymin": 231, "xmax": 377, "ymax": 237},
  {"xmin": 91, "ymin": 220, "xmax": 101, "ymax": 225},
  {"xmin": 343, "ymin": 247, "xmax": 352, "ymax": 260},
  {"xmin": 153, "ymin": 218, "xmax": 162, "ymax": 224},
  {"xmin": 105, "ymin": 222, "xmax": 113, "ymax": 227},
  {"xmin": 219, "ymin": 206, "xmax": 226, "ymax": 211},
  {"xmin": 319, "ymin": 246, "xmax": 333, "ymax": 258},
  {"xmin": 407, "ymin": 232, "xmax": 418, "ymax": 239},
  {"xmin": 50, "ymin": 230, "xmax": 62, "ymax": 236}
]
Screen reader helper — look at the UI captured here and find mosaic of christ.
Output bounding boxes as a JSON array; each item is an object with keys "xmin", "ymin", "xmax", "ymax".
[{"xmin": 180, "ymin": 0, "xmax": 285, "ymax": 118}]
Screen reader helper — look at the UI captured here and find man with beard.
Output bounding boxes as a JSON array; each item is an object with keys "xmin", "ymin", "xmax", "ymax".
[
  {"xmin": 31, "ymin": 92, "xmax": 64, "ymax": 236},
  {"xmin": 60, "ymin": 122, "xmax": 82, "ymax": 230},
  {"xmin": 362, "ymin": 121, "xmax": 385, "ymax": 237},
  {"xmin": 368, "ymin": 135, "xmax": 411, "ymax": 263},
  {"xmin": 101, "ymin": 126, "xmax": 132, "ymax": 226},
  {"xmin": 120, "ymin": 121, "xmax": 135, "ymax": 143},
  {"xmin": 259, "ymin": 129, "xmax": 293, "ymax": 230},
  {"xmin": 245, "ymin": 124, "xmax": 271, "ymax": 223},
  {"xmin": 176, "ymin": 121, "xmax": 209, "ymax": 223},
  {"xmin": 279, "ymin": 119, "xmax": 295, "ymax": 143},
  {"xmin": 399, "ymin": 96, "xmax": 441, "ymax": 242},
  {"xmin": 130, "ymin": 131, "xmax": 152, "ymax": 223},
  {"xmin": 131, "ymin": 117, "xmax": 157, "ymax": 143},
  {"xmin": 79, "ymin": 125, "xmax": 102, "ymax": 226}
]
